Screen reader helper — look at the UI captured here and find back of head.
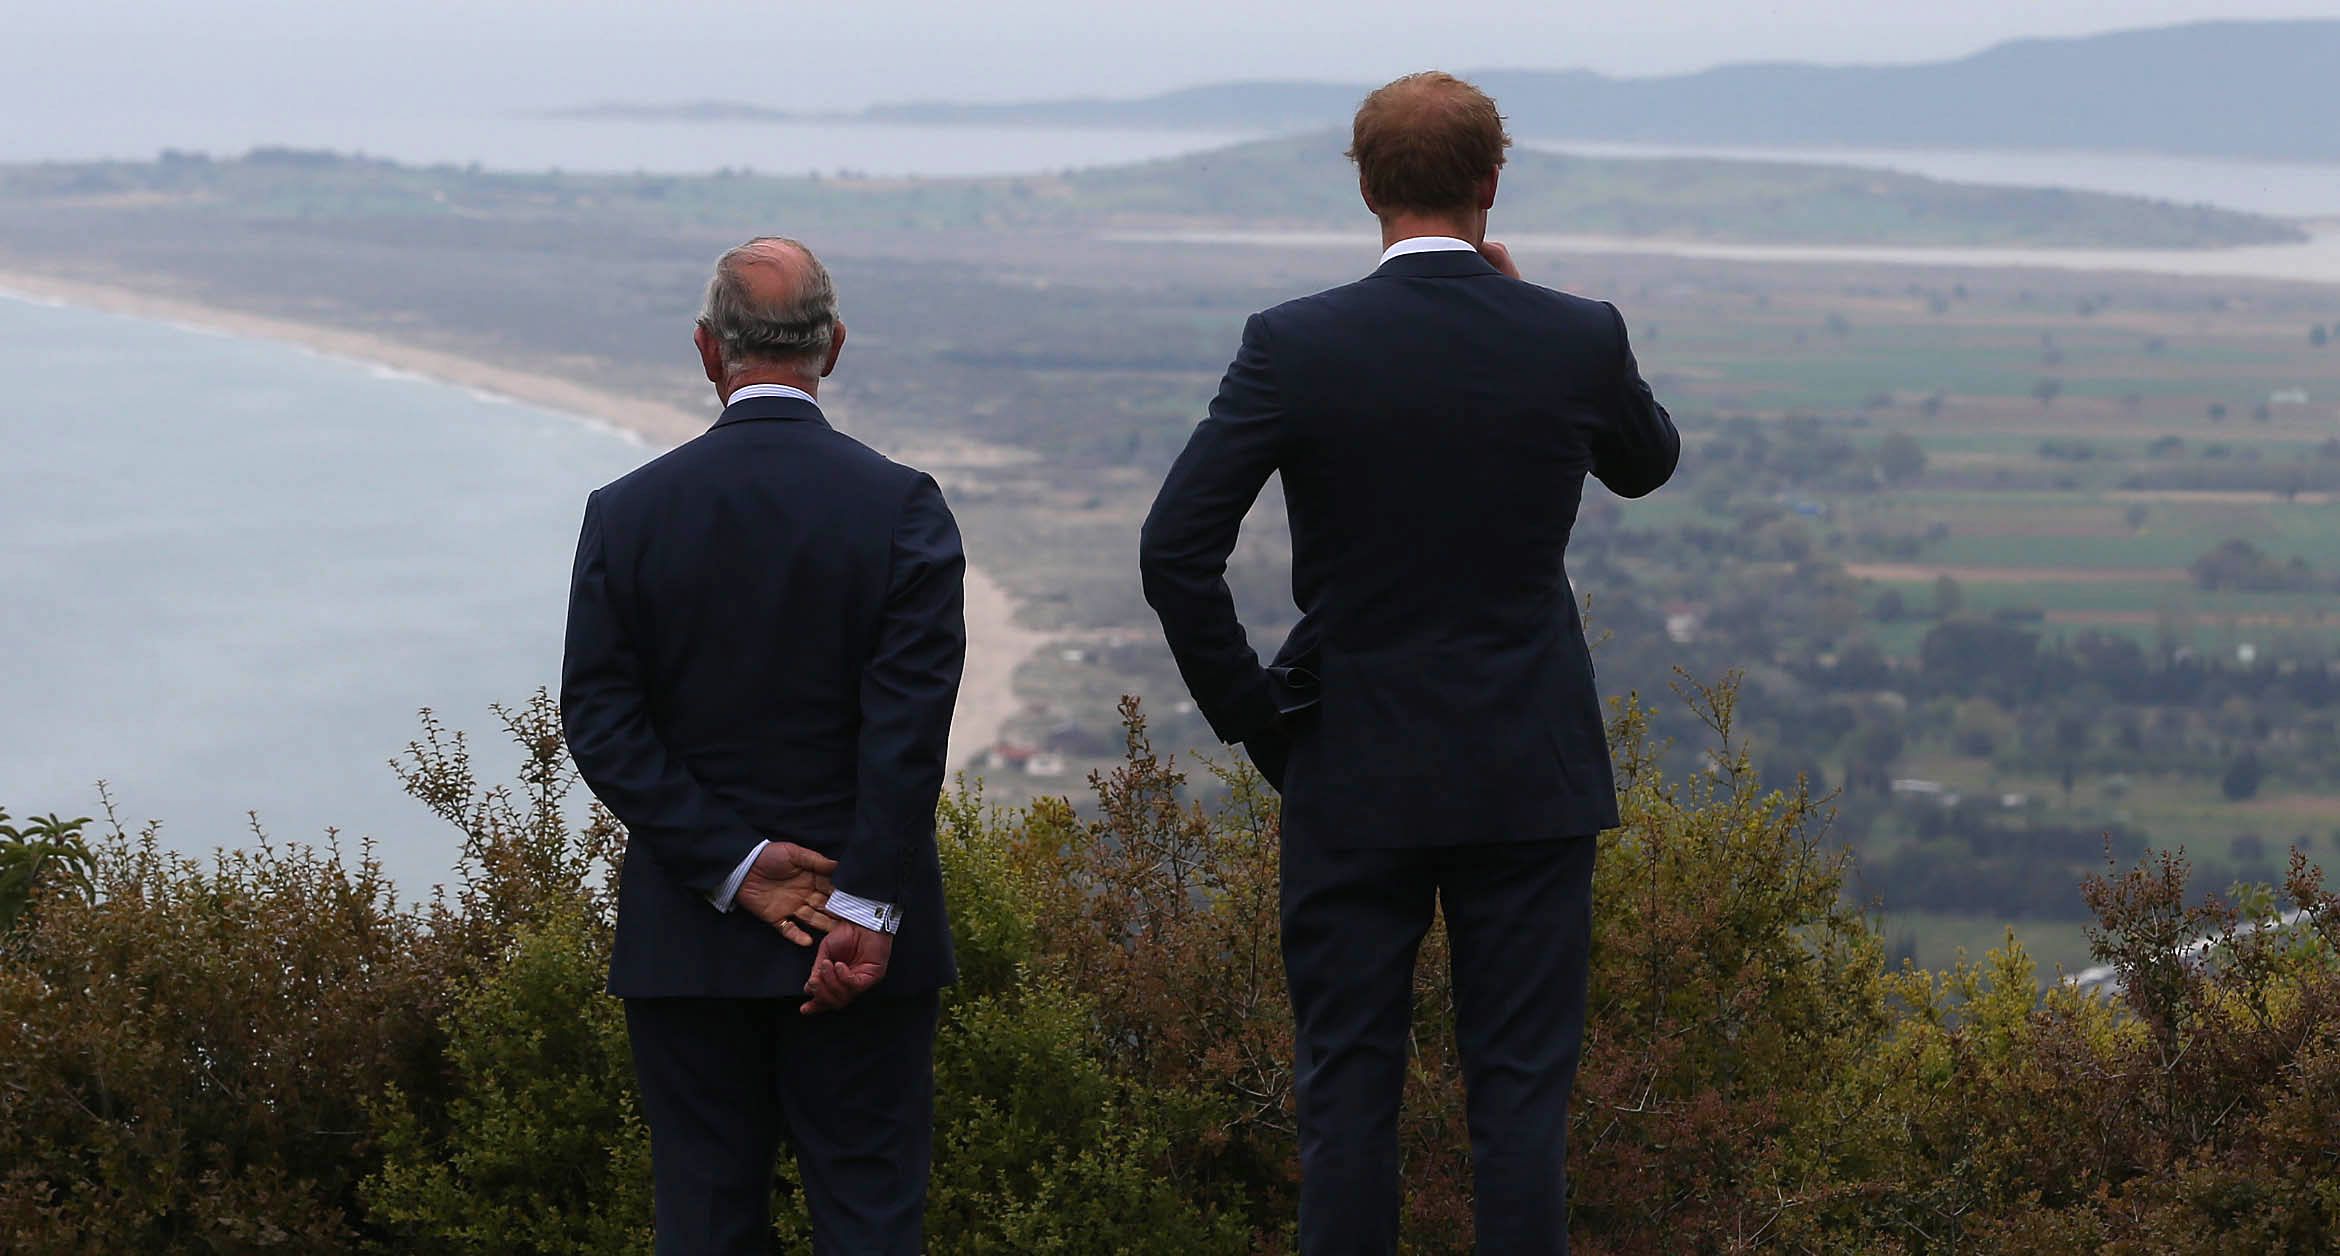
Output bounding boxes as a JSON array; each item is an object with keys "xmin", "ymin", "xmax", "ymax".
[
  {"xmin": 1346, "ymin": 72, "xmax": 1511, "ymax": 218},
  {"xmin": 698, "ymin": 237, "xmax": 841, "ymax": 377}
]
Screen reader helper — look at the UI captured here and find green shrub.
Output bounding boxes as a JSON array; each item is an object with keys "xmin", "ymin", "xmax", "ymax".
[
  {"xmin": 1568, "ymin": 677, "xmax": 1898, "ymax": 1247},
  {"xmin": 2, "ymin": 679, "xmax": 2336, "ymax": 1252},
  {"xmin": 363, "ymin": 905, "xmax": 650, "ymax": 1254},
  {"xmin": 0, "ymin": 817, "xmax": 467, "ymax": 1250},
  {"xmin": 928, "ymin": 979, "xmax": 1252, "ymax": 1253},
  {"xmin": 0, "ymin": 809, "xmax": 95, "ymax": 939}
]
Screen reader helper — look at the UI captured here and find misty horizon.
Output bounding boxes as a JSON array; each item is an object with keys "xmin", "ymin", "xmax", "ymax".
[{"xmin": 6, "ymin": 3, "xmax": 2335, "ymax": 123}]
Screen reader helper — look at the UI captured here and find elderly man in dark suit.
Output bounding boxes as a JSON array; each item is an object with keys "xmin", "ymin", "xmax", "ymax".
[
  {"xmin": 1139, "ymin": 73, "xmax": 1680, "ymax": 1255},
  {"xmin": 563, "ymin": 237, "xmax": 964, "ymax": 1255}
]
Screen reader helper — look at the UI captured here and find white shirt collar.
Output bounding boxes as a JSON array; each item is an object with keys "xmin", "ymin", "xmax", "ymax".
[
  {"xmin": 725, "ymin": 382, "xmax": 819, "ymax": 407},
  {"xmin": 1378, "ymin": 235, "xmax": 1479, "ymax": 265}
]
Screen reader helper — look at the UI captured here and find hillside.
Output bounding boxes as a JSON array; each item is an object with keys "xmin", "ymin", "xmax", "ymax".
[
  {"xmin": 1060, "ymin": 134, "xmax": 2301, "ymax": 247},
  {"xmin": 0, "ymin": 135, "xmax": 2301, "ymax": 250},
  {"xmin": 575, "ymin": 20, "xmax": 2340, "ymax": 164}
]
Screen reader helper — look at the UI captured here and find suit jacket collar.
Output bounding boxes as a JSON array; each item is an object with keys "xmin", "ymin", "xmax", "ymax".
[
  {"xmin": 711, "ymin": 394, "xmax": 830, "ymax": 431},
  {"xmin": 1369, "ymin": 249, "xmax": 1502, "ymax": 280}
]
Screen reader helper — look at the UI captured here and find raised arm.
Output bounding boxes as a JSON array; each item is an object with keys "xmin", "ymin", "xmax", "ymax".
[
  {"xmin": 832, "ymin": 474, "xmax": 966, "ymax": 913},
  {"xmin": 1590, "ymin": 302, "xmax": 1681, "ymax": 500},
  {"xmin": 1139, "ymin": 311, "xmax": 1286, "ymax": 746},
  {"xmin": 561, "ymin": 491, "xmax": 769, "ymax": 896}
]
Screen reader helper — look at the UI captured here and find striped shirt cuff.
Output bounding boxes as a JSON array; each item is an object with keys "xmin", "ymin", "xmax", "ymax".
[
  {"xmin": 825, "ymin": 890, "xmax": 902, "ymax": 935},
  {"xmin": 708, "ymin": 839, "xmax": 769, "ymax": 912}
]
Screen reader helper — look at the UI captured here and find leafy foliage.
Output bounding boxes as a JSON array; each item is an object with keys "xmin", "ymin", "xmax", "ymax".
[
  {"xmin": 364, "ymin": 905, "xmax": 652, "ymax": 1255},
  {"xmin": 0, "ymin": 808, "xmax": 95, "ymax": 938},
  {"xmin": 0, "ymin": 807, "xmax": 473, "ymax": 1249},
  {"xmin": 1, "ymin": 681, "xmax": 2336, "ymax": 1251}
]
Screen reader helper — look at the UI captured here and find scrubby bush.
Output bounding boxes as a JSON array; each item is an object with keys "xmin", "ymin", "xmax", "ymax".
[
  {"xmin": 0, "ymin": 809, "xmax": 95, "ymax": 938},
  {"xmin": 0, "ymin": 811, "xmax": 473, "ymax": 1249},
  {"xmin": 1567, "ymin": 679, "xmax": 1897, "ymax": 1248},
  {"xmin": 363, "ymin": 904, "xmax": 652, "ymax": 1254},
  {"xmin": 2, "ymin": 680, "xmax": 2336, "ymax": 1252}
]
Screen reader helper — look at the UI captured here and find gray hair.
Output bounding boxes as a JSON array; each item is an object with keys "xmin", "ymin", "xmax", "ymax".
[{"xmin": 697, "ymin": 237, "xmax": 839, "ymax": 371}]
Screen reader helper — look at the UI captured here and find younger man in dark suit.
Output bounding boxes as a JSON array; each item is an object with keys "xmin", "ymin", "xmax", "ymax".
[{"xmin": 1140, "ymin": 73, "xmax": 1680, "ymax": 1255}]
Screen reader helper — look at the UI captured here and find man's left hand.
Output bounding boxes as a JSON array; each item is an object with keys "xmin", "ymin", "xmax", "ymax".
[
  {"xmin": 797, "ymin": 918, "xmax": 893, "ymax": 1015},
  {"xmin": 734, "ymin": 841, "xmax": 837, "ymax": 946}
]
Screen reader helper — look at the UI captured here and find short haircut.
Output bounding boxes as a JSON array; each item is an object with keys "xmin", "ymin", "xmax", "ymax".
[
  {"xmin": 1346, "ymin": 72, "xmax": 1511, "ymax": 216},
  {"xmin": 698, "ymin": 237, "xmax": 839, "ymax": 370}
]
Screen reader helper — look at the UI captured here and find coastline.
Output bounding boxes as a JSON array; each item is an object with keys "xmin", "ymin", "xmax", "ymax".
[
  {"xmin": 0, "ymin": 268, "xmax": 715, "ymax": 445},
  {"xmin": 0, "ymin": 265, "xmax": 1045, "ymax": 770}
]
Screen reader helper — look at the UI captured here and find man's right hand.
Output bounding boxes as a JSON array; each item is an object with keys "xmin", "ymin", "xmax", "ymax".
[
  {"xmin": 1479, "ymin": 238, "xmax": 1522, "ymax": 279},
  {"xmin": 734, "ymin": 841, "xmax": 837, "ymax": 946}
]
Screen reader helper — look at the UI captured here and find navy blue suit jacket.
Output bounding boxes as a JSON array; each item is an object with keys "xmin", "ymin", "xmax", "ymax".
[
  {"xmin": 562, "ymin": 394, "xmax": 964, "ymax": 998},
  {"xmin": 1140, "ymin": 248, "xmax": 1679, "ymax": 848}
]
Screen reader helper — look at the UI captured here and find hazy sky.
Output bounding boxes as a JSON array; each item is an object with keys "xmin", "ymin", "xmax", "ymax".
[{"xmin": 7, "ymin": 0, "xmax": 2335, "ymax": 116}]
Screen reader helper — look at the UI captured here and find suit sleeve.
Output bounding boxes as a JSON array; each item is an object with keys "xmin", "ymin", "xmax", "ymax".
[
  {"xmin": 1590, "ymin": 302, "xmax": 1681, "ymax": 499},
  {"xmin": 560, "ymin": 491, "xmax": 767, "ymax": 896},
  {"xmin": 833, "ymin": 474, "xmax": 966, "ymax": 907},
  {"xmin": 1139, "ymin": 311, "xmax": 1285, "ymax": 746}
]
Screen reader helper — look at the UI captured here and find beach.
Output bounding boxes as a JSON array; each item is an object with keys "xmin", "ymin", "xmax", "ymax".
[{"xmin": 0, "ymin": 265, "xmax": 1048, "ymax": 771}]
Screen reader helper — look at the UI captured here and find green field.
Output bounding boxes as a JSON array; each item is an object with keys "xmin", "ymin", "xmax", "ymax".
[
  {"xmin": 1609, "ymin": 265, "xmax": 2340, "ymax": 971},
  {"xmin": 1644, "ymin": 273, "xmax": 2340, "ymax": 633}
]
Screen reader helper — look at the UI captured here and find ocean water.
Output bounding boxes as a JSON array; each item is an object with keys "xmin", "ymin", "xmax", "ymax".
[{"xmin": 0, "ymin": 294, "xmax": 655, "ymax": 890}]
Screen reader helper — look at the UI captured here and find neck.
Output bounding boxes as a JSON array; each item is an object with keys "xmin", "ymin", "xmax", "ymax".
[
  {"xmin": 1378, "ymin": 210, "xmax": 1485, "ymax": 252},
  {"xmin": 719, "ymin": 369, "xmax": 820, "ymax": 405}
]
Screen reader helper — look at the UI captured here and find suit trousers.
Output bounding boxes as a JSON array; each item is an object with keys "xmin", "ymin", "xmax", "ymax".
[
  {"xmin": 623, "ymin": 991, "xmax": 941, "ymax": 1255},
  {"xmin": 1281, "ymin": 830, "xmax": 1597, "ymax": 1256}
]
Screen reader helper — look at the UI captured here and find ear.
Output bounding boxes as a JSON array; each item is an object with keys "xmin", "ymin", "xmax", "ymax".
[
  {"xmin": 820, "ymin": 321, "xmax": 847, "ymax": 379},
  {"xmin": 1358, "ymin": 172, "xmax": 1379, "ymax": 219},
  {"xmin": 694, "ymin": 322, "xmax": 724, "ymax": 386},
  {"xmin": 1478, "ymin": 168, "xmax": 1500, "ymax": 212}
]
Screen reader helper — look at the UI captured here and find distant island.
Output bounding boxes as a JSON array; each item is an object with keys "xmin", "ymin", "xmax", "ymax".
[
  {"xmin": 560, "ymin": 19, "xmax": 2340, "ymax": 164},
  {"xmin": 0, "ymin": 134, "xmax": 2301, "ymax": 251}
]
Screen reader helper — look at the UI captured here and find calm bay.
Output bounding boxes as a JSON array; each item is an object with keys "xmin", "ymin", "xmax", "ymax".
[{"xmin": 0, "ymin": 293, "xmax": 651, "ymax": 889}]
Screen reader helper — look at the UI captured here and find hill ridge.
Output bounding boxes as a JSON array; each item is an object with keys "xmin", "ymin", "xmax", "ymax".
[{"xmin": 559, "ymin": 20, "xmax": 2340, "ymax": 164}]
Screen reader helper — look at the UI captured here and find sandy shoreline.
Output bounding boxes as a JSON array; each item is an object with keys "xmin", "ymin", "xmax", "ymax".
[
  {"xmin": 0, "ymin": 265, "xmax": 1045, "ymax": 769},
  {"xmin": 0, "ymin": 269, "xmax": 718, "ymax": 445}
]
